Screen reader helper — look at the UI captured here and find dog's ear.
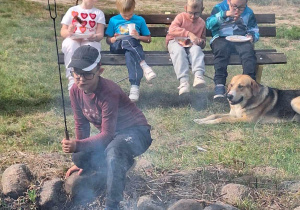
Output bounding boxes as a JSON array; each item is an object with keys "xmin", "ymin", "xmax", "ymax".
[{"xmin": 251, "ymin": 80, "xmax": 260, "ymax": 96}]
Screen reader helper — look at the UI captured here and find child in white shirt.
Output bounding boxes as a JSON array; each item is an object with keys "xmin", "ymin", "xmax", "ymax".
[{"xmin": 61, "ymin": 0, "xmax": 105, "ymax": 90}]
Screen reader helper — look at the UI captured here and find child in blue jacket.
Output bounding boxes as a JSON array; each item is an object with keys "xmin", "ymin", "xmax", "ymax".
[{"xmin": 206, "ymin": 0, "xmax": 259, "ymax": 99}]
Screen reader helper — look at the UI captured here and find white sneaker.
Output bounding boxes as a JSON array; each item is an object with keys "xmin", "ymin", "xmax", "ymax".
[
  {"xmin": 178, "ymin": 81, "xmax": 190, "ymax": 95},
  {"xmin": 193, "ymin": 75, "xmax": 206, "ymax": 88},
  {"xmin": 143, "ymin": 66, "xmax": 157, "ymax": 82},
  {"xmin": 129, "ymin": 85, "xmax": 139, "ymax": 102}
]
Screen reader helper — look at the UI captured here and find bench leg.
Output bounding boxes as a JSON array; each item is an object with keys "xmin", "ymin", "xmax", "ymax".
[{"xmin": 255, "ymin": 65, "xmax": 263, "ymax": 83}]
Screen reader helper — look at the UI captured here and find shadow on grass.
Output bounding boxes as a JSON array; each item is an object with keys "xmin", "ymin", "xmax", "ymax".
[
  {"xmin": 137, "ymin": 88, "xmax": 230, "ymax": 112},
  {"xmin": 0, "ymin": 95, "xmax": 72, "ymax": 116}
]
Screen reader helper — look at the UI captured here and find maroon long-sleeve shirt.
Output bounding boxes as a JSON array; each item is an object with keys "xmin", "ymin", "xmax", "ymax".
[{"xmin": 69, "ymin": 77, "xmax": 150, "ymax": 152}]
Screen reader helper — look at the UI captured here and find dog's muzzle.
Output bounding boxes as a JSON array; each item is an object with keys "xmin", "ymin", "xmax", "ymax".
[{"xmin": 227, "ymin": 94, "xmax": 243, "ymax": 105}]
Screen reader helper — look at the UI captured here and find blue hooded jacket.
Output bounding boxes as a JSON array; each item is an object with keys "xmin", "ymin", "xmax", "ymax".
[{"xmin": 206, "ymin": 0, "xmax": 259, "ymax": 44}]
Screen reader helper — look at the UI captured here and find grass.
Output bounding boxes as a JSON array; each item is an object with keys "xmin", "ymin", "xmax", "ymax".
[{"xmin": 0, "ymin": 0, "xmax": 300, "ymax": 209}]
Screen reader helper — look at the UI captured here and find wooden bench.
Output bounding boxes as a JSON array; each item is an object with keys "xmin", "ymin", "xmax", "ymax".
[{"xmin": 58, "ymin": 13, "xmax": 287, "ymax": 83}]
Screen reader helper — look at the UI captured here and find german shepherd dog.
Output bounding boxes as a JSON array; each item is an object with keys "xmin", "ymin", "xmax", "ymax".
[{"xmin": 194, "ymin": 75, "xmax": 300, "ymax": 124}]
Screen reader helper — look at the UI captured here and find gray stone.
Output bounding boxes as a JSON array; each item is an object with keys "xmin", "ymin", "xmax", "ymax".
[
  {"xmin": 221, "ymin": 183, "xmax": 251, "ymax": 205},
  {"xmin": 204, "ymin": 201, "xmax": 239, "ymax": 210},
  {"xmin": 64, "ymin": 170, "xmax": 106, "ymax": 204},
  {"xmin": 278, "ymin": 181, "xmax": 300, "ymax": 193},
  {"xmin": 137, "ymin": 195, "xmax": 164, "ymax": 210},
  {"xmin": 135, "ymin": 158, "xmax": 154, "ymax": 171},
  {"xmin": 168, "ymin": 199, "xmax": 204, "ymax": 210},
  {"xmin": 39, "ymin": 178, "xmax": 67, "ymax": 209},
  {"xmin": 1, "ymin": 164, "xmax": 33, "ymax": 199}
]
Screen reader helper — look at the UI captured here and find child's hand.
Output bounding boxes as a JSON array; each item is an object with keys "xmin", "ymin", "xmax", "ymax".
[
  {"xmin": 68, "ymin": 24, "xmax": 76, "ymax": 35},
  {"xmin": 87, "ymin": 34, "xmax": 102, "ymax": 42},
  {"xmin": 61, "ymin": 138, "xmax": 76, "ymax": 153},
  {"xmin": 65, "ymin": 165, "xmax": 83, "ymax": 178},
  {"xmin": 130, "ymin": 29, "xmax": 140, "ymax": 38},
  {"xmin": 188, "ymin": 32, "xmax": 198, "ymax": 44},
  {"xmin": 226, "ymin": 8, "xmax": 240, "ymax": 21},
  {"xmin": 196, "ymin": 38, "xmax": 205, "ymax": 48},
  {"xmin": 108, "ymin": 33, "xmax": 120, "ymax": 43},
  {"xmin": 226, "ymin": 10, "xmax": 236, "ymax": 18},
  {"xmin": 246, "ymin": 34, "xmax": 253, "ymax": 43}
]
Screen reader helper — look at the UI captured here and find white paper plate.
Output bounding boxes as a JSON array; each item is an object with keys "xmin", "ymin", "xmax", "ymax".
[
  {"xmin": 70, "ymin": 34, "xmax": 92, "ymax": 40},
  {"xmin": 115, "ymin": 35, "xmax": 138, "ymax": 40},
  {"xmin": 174, "ymin": 37, "xmax": 193, "ymax": 47},
  {"xmin": 225, "ymin": 35, "xmax": 251, "ymax": 42}
]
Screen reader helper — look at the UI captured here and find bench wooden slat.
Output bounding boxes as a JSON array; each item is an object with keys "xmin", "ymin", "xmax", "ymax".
[
  {"xmin": 58, "ymin": 51, "xmax": 286, "ymax": 66},
  {"xmin": 148, "ymin": 26, "xmax": 276, "ymax": 37},
  {"xmin": 99, "ymin": 52, "xmax": 286, "ymax": 66},
  {"xmin": 58, "ymin": 49, "xmax": 280, "ymax": 65},
  {"xmin": 104, "ymin": 14, "xmax": 275, "ymax": 24}
]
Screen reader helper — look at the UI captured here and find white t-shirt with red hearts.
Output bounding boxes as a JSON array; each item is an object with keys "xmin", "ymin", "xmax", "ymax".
[{"xmin": 61, "ymin": 5, "xmax": 105, "ymax": 36}]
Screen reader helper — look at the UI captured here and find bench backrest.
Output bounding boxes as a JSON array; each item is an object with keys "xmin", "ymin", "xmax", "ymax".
[{"xmin": 104, "ymin": 14, "xmax": 276, "ymax": 37}]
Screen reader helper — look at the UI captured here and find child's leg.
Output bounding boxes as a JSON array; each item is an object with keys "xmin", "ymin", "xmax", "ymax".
[
  {"xmin": 121, "ymin": 37, "xmax": 146, "ymax": 63},
  {"xmin": 72, "ymin": 150, "xmax": 106, "ymax": 171},
  {"xmin": 61, "ymin": 38, "xmax": 81, "ymax": 90},
  {"xmin": 211, "ymin": 38, "xmax": 231, "ymax": 86},
  {"xmin": 121, "ymin": 37, "xmax": 156, "ymax": 82},
  {"xmin": 125, "ymin": 51, "xmax": 143, "ymax": 86},
  {"xmin": 188, "ymin": 45, "xmax": 206, "ymax": 88},
  {"xmin": 168, "ymin": 40, "xmax": 190, "ymax": 83},
  {"xmin": 188, "ymin": 45, "xmax": 205, "ymax": 76},
  {"xmin": 104, "ymin": 126, "xmax": 152, "ymax": 209},
  {"xmin": 125, "ymin": 52, "xmax": 143, "ymax": 102},
  {"xmin": 234, "ymin": 42, "xmax": 257, "ymax": 81},
  {"xmin": 110, "ymin": 40, "xmax": 125, "ymax": 54}
]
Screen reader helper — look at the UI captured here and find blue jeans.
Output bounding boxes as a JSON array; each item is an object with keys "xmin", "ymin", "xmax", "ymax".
[
  {"xmin": 211, "ymin": 37, "xmax": 257, "ymax": 85},
  {"xmin": 110, "ymin": 37, "xmax": 146, "ymax": 86},
  {"xmin": 72, "ymin": 125, "xmax": 152, "ymax": 208}
]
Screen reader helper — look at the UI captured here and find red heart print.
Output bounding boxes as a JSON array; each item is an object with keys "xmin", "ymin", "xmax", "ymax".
[
  {"xmin": 89, "ymin": 13, "xmax": 96, "ymax": 19},
  {"xmin": 79, "ymin": 27, "xmax": 86, "ymax": 33},
  {"xmin": 72, "ymin": 19, "xmax": 77, "ymax": 24},
  {"xmin": 81, "ymin": 21, "xmax": 87, "ymax": 27},
  {"xmin": 71, "ymin": 11, "xmax": 78, "ymax": 17},
  {"xmin": 89, "ymin": 21, "xmax": 96, "ymax": 28},
  {"xmin": 81, "ymin": 13, "xmax": 88, "ymax": 19}
]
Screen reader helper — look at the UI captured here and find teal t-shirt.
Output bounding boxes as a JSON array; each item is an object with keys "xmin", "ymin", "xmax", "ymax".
[{"xmin": 105, "ymin": 14, "xmax": 150, "ymax": 36}]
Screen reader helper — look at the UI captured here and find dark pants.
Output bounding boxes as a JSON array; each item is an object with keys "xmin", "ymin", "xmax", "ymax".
[
  {"xmin": 72, "ymin": 125, "xmax": 152, "ymax": 208},
  {"xmin": 211, "ymin": 37, "xmax": 257, "ymax": 85},
  {"xmin": 110, "ymin": 37, "xmax": 146, "ymax": 86}
]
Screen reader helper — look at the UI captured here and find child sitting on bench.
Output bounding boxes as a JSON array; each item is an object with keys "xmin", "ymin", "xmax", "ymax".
[
  {"xmin": 61, "ymin": 0, "xmax": 105, "ymax": 91},
  {"xmin": 105, "ymin": 0, "xmax": 156, "ymax": 102},
  {"xmin": 166, "ymin": 0, "xmax": 206, "ymax": 95}
]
